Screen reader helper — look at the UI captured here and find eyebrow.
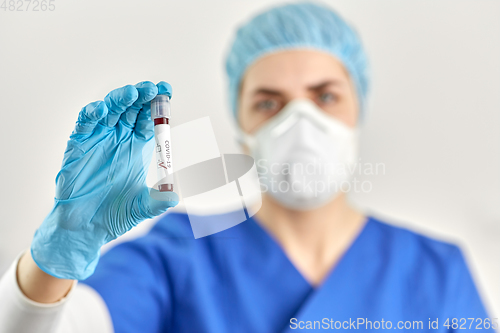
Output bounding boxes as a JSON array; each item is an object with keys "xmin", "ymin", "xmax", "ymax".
[
  {"xmin": 307, "ymin": 80, "xmax": 345, "ymax": 91},
  {"xmin": 252, "ymin": 88, "xmax": 283, "ymax": 97},
  {"xmin": 251, "ymin": 80, "xmax": 345, "ymax": 97}
]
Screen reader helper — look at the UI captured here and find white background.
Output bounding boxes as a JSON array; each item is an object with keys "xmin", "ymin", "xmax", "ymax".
[{"xmin": 0, "ymin": 0, "xmax": 499, "ymax": 317}]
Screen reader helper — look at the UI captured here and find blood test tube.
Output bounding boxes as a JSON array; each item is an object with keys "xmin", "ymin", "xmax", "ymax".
[{"xmin": 151, "ymin": 95, "xmax": 174, "ymax": 192}]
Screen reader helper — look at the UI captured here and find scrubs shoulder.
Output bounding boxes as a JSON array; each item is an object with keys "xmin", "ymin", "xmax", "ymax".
[{"xmin": 82, "ymin": 213, "xmax": 494, "ymax": 333}]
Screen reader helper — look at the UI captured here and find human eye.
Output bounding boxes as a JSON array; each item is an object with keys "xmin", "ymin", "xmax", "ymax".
[
  {"xmin": 317, "ymin": 92, "xmax": 337, "ymax": 105},
  {"xmin": 254, "ymin": 99, "xmax": 281, "ymax": 113}
]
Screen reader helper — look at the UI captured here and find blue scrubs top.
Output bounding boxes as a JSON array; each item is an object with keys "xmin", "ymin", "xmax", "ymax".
[{"xmin": 82, "ymin": 213, "xmax": 494, "ymax": 332}]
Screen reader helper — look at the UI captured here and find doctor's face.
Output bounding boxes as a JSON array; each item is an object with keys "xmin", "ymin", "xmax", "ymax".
[{"xmin": 238, "ymin": 49, "xmax": 359, "ymax": 134}]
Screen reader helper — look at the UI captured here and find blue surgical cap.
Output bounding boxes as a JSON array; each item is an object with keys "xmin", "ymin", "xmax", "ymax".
[{"xmin": 225, "ymin": 2, "xmax": 370, "ymax": 121}]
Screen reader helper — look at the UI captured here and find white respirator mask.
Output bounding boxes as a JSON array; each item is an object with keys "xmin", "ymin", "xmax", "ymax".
[{"xmin": 238, "ymin": 99, "xmax": 359, "ymax": 211}]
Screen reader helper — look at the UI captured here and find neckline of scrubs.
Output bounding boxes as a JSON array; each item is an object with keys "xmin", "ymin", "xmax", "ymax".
[{"xmin": 245, "ymin": 213, "xmax": 373, "ymax": 291}]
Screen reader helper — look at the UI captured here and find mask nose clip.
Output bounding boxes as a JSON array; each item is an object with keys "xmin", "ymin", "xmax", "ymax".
[{"xmin": 270, "ymin": 112, "xmax": 299, "ymax": 138}]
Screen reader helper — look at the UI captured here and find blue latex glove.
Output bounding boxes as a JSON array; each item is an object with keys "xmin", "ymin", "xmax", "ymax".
[{"xmin": 31, "ymin": 81, "xmax": 179, "ymax": 280}]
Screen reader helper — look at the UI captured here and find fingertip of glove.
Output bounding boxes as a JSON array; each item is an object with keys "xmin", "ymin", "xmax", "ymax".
[
  {"xmin": 136, "ymin": 81, "xmax": 158, "ymax": 94},
  {"xmin": 92, "ymin": 101, "xmax": 108, "ymax": 119},
  {"xmin": 135, "ymin": 81, "xmax": 155, "ymax": 88},
  {"xmin": 80, "ymin": 101, "xmax": 108, "ymax": 122},
  {"xmin": 157, "ymin": 81, "xmax": 172, "ymax": 98},
  {"xmin": 148, "ymin": 188, "xmax": 179, "ymax": 202},
  {"xmin": 123, "ymin": 85, "xmax": 139, "ymax": 104}
]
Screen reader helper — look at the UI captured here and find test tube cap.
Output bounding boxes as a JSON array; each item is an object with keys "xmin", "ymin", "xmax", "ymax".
[{"xmin": 151, "ymin": 95, "xmax": 171, "ymax": 119}]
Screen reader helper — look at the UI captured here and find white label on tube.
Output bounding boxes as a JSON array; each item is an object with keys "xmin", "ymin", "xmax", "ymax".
[{"xmin": 154, "ymin": 123, "xmax": 173, "ymax": 184}]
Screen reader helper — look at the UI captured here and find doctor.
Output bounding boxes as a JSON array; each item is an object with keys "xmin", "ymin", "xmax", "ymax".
[{"xmin": 0, "ymin": 2, "xmax": 493, "ymax": 333}]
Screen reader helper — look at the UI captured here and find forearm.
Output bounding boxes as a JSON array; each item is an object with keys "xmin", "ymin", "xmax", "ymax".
[
  {"xmin": 0, "ymin": 251, "xmax": 113, "ymax": 333},
  {"xmin": 17, "ymin": 250, "xmax": 74, "ymax": 303},
  {"xmin": 0, "ymin": 251, "xmax": 76, "ymax": 333}
]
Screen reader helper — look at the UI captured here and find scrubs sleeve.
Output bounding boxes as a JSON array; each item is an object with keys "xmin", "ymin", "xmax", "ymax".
[
  {"xmin": 81, "ymin": 235, "xmax": 173, "ymax": 333},
  {"xmin": 444, "ymin": 247, "xmax": 496, "ymax": 332}
]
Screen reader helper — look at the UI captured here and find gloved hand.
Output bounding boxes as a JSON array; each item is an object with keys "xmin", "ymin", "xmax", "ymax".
[{"xmin": 31, "ymin": 81, "xmax": 179, "ymax": 280}]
